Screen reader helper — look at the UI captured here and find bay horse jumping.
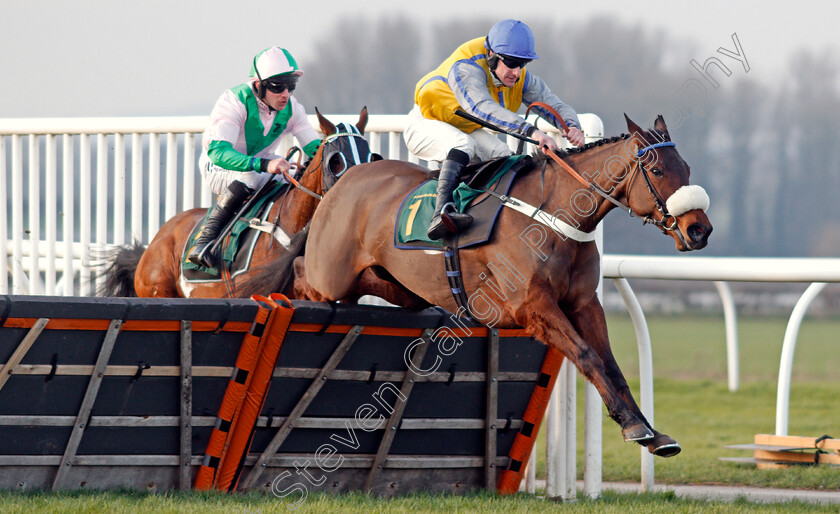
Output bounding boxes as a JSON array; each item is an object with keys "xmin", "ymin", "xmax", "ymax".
[
  {"xmin": 96, "ymin": 107, "xmax": 375, "ymax": 298},
  {"xmin": 294, "ymin": 115, "xmax": 712, "ymax": 456}
]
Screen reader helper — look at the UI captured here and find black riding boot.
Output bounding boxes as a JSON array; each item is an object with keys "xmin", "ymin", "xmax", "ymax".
[
  {"xmin": 187, "ymin": 180, "xmax": 253, "ymax": 268},
  {"xmin": 428, "ymin": 148, "xmax": 472, "ymax": 240}
]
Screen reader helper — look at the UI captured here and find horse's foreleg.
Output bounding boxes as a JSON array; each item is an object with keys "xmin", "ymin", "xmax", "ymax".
[
  {"xmin": 516, "ymin": 283, "xmax": 653, "ymax": 443},
  {"xmin": 569, "ymin": 299, "xmax": 681, "ymax": 457}
]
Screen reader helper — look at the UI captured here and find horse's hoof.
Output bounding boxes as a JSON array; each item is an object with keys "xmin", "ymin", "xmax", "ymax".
[
  {"xmin": 645, "ymin": 432, "xmax": 682, "ymax": 457},
  {"xmin": 622, "ymin": 423, "xmax": 654, "ymax": 442},
  {"xmin": 651, "ymin": 442, "xmax": 682, "ymax": 458}
]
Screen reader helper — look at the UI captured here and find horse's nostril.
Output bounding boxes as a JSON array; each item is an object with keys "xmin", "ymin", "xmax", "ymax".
[{"xmin": 688, "ymin": 223, "xmax": 711, "ymax": 244}]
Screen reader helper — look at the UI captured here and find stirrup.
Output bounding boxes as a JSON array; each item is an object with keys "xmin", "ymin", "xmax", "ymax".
[
  {"xmin": 441, "ymin": 202, "xmax": 473, "ymax": 230},
  {"xmin": 188, "ymin": 243, "xmax": 217, "ymax": 268},
  {"xmin": 428, "ymin": 203, "xmax": 473, "ymax": 240}
]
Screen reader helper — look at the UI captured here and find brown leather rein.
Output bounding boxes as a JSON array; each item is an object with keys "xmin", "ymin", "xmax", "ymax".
[{"xmin": 524, "ymin": 101, "xmax": 678, "ymax": 231}]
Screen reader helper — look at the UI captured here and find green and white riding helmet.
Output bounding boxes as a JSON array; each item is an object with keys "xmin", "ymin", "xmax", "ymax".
[{"xmin": 250, "ymin": 47, "xmax": 303, "ymax": 99}]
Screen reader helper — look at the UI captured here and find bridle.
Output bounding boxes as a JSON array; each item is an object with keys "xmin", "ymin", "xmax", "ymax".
[
  {"xmin": 525, "ymin": 102, "xmax": 682, "ymax": 233},
  {"xmin": 279, "ymin": 125, "xmax": 380, "ymax": 201},
  {"xmin": 627, "ymin": 141, "xmax": 679, "ymax": 231}
]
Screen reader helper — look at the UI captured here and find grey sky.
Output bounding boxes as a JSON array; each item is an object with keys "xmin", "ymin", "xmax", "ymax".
[{"xmin": 2, "ymin": 0, "xmax": 837, "ymax": 118}]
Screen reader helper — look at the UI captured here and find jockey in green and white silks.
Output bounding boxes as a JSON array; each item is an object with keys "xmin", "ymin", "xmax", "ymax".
[
  {"xmin": 403, "ymin": 19, "xmax": 585, "ymax": 241},
  {"xmin": 199, "ymin": 47, "xmax": 320, "ymax": 195},
  {"xmin": 189, "ymin": 47, "xmax": 320, "ymax": 269}
]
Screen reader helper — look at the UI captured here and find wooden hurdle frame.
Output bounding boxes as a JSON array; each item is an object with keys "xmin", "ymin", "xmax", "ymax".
[{"xmin": 0, "ymin": 296, "xmax": 560, "ymax": 495}]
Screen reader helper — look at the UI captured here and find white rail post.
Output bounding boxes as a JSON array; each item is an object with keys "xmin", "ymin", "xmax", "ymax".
[
  {"xmin": 114, "ymin": 133, "xmax": 126, "ymax": 244},
  {"xmin": 11, "ymin": 134, "xmax": 25, "ymax": 293},
  {"xmin": 95, "ymin": 134, "xmax": 108, "ymax": 293},
  {"xmin": 563, "ymin": 359, "xmax": 577, "ymax": 500},
  {"xmin": 583, "ymin": 225, "xmax": 604, "ymax": 499},
  {"xmin": 165, "ymin": 133, "xmax": 178, "ymax": 220},
  {"xmin": 183, "ymin": 133, "xmax": 196, "ymax": 210},
  {"xmin": 545, "ymin": 383, "xmax": 560, "ymax": 498},
  {"xmin": 79, "ymin": 134, "xmax": 91, "ymax": 296},
  {"xmin": 62, "ymin": 134, "xmax": 75, "ymax": 296},
  {"xmin": 28, "ymin": 134, "xmax": 42, "ymax": 294},
  {"xmin": 0, "ymin": 137, "xmax": 7, "ymax": 293},
  {"xmin": 131, "ymin": 132, "xmax": 144, "ymax": 243},
  {"xmin": 612, "ymin": 278, "xmax": 655, "ymax": 492},
  {"xmin": 775, "ymin": 282, "xmax": 828, "ymax": 436},
  {"xmin": 45, "ymin": 134, "xmax": 57, "ymax": 294},
  {"xmin": 148, "ymin": 133, "xmax": 161, "ymax": 240},
  {"xmin": 388, "ymin": 132, "xmax": 401, "ymax": 160},
  {"xmin": 713, "ymin": 281, "xmax": 740, "ymax": 392}
]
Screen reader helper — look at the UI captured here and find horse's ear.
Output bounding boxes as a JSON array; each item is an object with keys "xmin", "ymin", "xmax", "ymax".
[
  {"xmin": 624, "ymin": 113, "xmax": 648, "ymax": 154},
  {"xmin": 624, "ymin": 113, "xmax": 644, "ymax": 137},
  {"xmin": 316, "ymin": 107, "xmax": 337, "ymax": 136},
  {"xmin": 653, "ymin": 115, "xmax": 671, "ymax": 141},
  {"xmin": 356, "ymin": 106, "xmax": 368, "ymax": 135}
]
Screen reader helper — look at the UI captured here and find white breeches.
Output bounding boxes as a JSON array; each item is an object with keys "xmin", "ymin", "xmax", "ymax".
[{"xmin": 403, "ymin": 105, "xmax": 513, "ymax": 164}]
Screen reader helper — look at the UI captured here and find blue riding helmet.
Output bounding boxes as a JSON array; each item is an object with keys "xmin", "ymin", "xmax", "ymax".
[{"xmin": 486, "ymin": 19, "xmax": 540, "ymax": 60}]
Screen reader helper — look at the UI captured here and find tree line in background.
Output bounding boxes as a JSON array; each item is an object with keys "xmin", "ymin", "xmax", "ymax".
[{"xmin": 294, "ymin": 16, "xmax": 840, "ymax": 258}]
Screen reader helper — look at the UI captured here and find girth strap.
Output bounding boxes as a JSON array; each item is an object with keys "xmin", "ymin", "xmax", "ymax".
[{"xmin": 442, "ymin": 235, "xmax": 476, "ymax": 322}]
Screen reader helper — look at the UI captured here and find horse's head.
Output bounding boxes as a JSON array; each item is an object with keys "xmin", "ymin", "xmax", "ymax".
[
  {"xmin": 622, "ymin": 115, "xmax": 713, "ymax": 251},
  {"xmin": 312, "ymin": 106, "xmax": 381, "ymax": 191}
]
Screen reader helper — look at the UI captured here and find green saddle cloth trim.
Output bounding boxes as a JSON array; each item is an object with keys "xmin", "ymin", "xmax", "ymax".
[
  {"xmin": 396, "ymin": 155, "xmax": 527, "ymax": 246},
  {"xmin": 182, "ymin": 180, "xmax": 286, "ymax": 275}
]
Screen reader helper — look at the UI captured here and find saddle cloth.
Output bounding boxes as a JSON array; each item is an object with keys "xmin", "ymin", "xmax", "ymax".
[
  {"xmin": 181, "ymin": 181, "xmax": 289, "ymax": 282},
  {"xmin": 394, "ymin": 155, "xmax": 534, "ymax": 250}
]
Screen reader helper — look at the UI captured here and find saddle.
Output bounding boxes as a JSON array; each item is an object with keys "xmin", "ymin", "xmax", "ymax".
[
  {"xmin": 394, "ymin": 155, "xmax": 535, "ymax": 250},
  {"xmin": 181, "ymin": 181, "xmax": 290, "ymax": 282}
]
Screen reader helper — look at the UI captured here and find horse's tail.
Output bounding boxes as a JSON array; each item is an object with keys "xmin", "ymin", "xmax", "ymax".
[
  {"xmin": 88, "ymin": 242, "xmax": 146, "ymax": 297},
  {"xmin": 234, "ymin": 227, "xmax": 309, "ymax": 299}
]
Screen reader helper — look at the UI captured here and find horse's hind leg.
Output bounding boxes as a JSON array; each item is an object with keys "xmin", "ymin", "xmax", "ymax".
[
  {"xmin": 516, "ymin": 282, "xmax": 654, "ymax": 443},
  {"xmin": 135, "ymin": 240, "xmax": 180, "ymax": 297},
  {"xmin": 570, "ymin": 298, "xmax": 681, "ymax": 457},
  {"xmin": 293, "ymin": 256, "xmax": 331, "ymax": 302}
]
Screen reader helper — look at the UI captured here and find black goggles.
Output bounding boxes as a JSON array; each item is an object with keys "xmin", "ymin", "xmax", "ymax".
[
  {"xmin": 497, "ymin": 54, "xmax": 532, "ymax": 70},
  {"xmin": 264, "ymin": 76, "xmax": 297, "ymax": 94}
]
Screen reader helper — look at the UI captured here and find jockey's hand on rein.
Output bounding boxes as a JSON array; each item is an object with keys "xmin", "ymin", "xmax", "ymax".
[
  {"xmin": 532, "ymin": 129, "xmax": 560, "ymax": 153},
  {"xmin": 564, "ymin": 126, "xmax": 585, "ymax": 147},
  {"xmin": 266, "ymin": 157, "xmax": 291, "ymax": 174}
]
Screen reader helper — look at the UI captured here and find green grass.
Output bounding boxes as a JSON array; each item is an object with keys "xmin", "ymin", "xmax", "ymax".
[
  {"xmin": 604, "ymin": 313, "xmax": 840, "ymax": 383},
  {"xmin": 530, "ymin": 313, "xmax": 840, "ymax": 489},
  {"xmin": 0, "ymin": 489, "xmax": 836, "ymax": 513}
]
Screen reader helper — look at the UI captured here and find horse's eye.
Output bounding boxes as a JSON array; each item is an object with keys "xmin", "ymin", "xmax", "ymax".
[
  {"xmin": 651, "ymin": 167, "xmax": 664, "ymax": 177},
  {"xmin": 328, "ymin": 153, "xmax": 347, "ymax": 175}
]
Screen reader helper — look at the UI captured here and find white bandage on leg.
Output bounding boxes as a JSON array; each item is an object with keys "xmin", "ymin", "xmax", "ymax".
[{"xmin": 665, "ymin": 185, "xmax": 710, "ymax": 216}]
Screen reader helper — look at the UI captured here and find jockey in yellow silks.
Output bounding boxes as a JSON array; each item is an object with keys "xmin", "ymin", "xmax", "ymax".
[{"xmin": 404, "ymin": 19, "xmax": 585, "ymax": 240}]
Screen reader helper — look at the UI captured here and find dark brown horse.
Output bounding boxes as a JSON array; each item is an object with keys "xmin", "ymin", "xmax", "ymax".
[
  {"xmin": 293, "ymin": 115, "xmax": 712, "ymax": 456},
  {"xmin": 96, "ymin": 108, "xmax": 374, "ymax": 298}
]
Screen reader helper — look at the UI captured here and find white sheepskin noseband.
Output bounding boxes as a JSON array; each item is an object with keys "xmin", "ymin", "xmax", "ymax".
[{"xmin": 665, "ymin": 185, "xmax": 710, "ymax": 216}]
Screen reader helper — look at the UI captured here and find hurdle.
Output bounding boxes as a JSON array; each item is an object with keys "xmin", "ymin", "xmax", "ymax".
[{"xmin": 0, "ymin": 295, "xmax": 560, "ymax": 495}]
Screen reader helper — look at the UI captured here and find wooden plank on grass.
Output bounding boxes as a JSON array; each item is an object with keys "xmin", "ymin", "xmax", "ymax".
[
  {"xmin": 754, "ymin": 449, "xmax": 840, "ymax": 465},
  {"xmin": 755, "ymin": 434, "xmax": 840, "ymax": 452},
  {"xmin": 726, "ymin": 443, "xmax": 818, "ymax": 452}
]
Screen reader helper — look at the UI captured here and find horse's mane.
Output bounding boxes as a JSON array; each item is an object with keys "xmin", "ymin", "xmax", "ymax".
[
  {"xmin": 532, "ymin": 128, "xmax": 669, "ymax": 167},
  {"xmin": 531, "ymin": 133, "xmax": 630, "ymax": 166}
]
